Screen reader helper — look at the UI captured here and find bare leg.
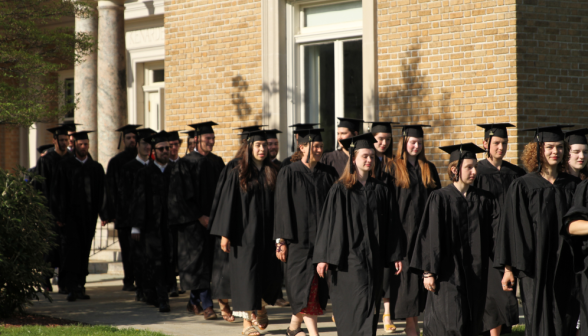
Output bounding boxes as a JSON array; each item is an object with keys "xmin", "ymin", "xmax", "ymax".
[
  {"xmin": 243, "ymin": 312, "xmax": 260, "ymax": 336},
  {"xmin": 404, "ymin": 316, "xmax": 420, "ymax": 336},
  {"xmin": 302, "ymin": 314, "xmax": 319, "ymax": 336},
  {"xmin": 489, "ymin": 325, "xmax": 502, "ymax": 336},
  {"xmin": 289, "ymin": 314, "xmax": 304, "ymax": 335}
]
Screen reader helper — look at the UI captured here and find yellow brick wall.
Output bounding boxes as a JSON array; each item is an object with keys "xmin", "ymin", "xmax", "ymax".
[
  {"xmin": 164, "ymin": 0, "xmax": 263, "ymax": 161},
  {"xmin": 377, "ymin": 0, "xmax": 519, "ymax": 185}
]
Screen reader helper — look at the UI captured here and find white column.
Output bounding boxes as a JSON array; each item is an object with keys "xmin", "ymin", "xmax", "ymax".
[
  {"xmin": 362, "ymin": 0, "xmax": 379, "ymax": 131},
  {"xmin": 97, "ymin": 0, "xmax": 127, "ymax": 165}
]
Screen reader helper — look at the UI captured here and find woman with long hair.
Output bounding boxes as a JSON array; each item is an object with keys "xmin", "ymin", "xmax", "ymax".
[
  {"xmin": 369, "ymin": 121, "xmax": 397, "ymax": 182},
  {"xmin": 566, "ymin": 129, "xmax": 588, "ymax": 182},
  {"xmin": 381, "ymin": 125, "xmax": 440, "ymax": 335},
  {"xmin": 209, "ymin": 130, "xmax": 282, "ymax": 336},
  {"xmin": 409, "ymin": 143, "xmax": 496, "ymax": 336},
  {"xmin": 274, "ymin": 128, "xmax": 338, "ymax": 336},
  {"xmin": 473, "ymin": 123, "xmax": 525, "ymax": 336},
  {"xmin": 496, "ymin": 125, "xmax": 580, "ymax": 336},
  {"xmin": 313, "ymin": 133, "xmax": 403, "ymax": 336}
]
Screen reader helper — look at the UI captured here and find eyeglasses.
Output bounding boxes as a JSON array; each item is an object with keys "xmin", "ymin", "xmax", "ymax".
[{"xmin": 155, "ymin": 146, "xmax": 170, "ymax": 151}]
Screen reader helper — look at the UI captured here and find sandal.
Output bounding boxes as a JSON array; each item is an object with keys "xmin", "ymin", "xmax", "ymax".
[
  {"xmin": 383, "ymin": 314, "xmax": 396, "ymax": 333},
  {"xmin": 286, "ymin": 327, "xmax": 306, "ymax": 336},
  {"xmin": 219, "ymin": 299, "xmax": 236, "ymax": 323},
  {"xmin": 254, "ymin": 311, "xmax": 269, "ymax": 330},
  {"xmin": 242, "ymin": 326, "xmax": 260, "ymax": 336}
]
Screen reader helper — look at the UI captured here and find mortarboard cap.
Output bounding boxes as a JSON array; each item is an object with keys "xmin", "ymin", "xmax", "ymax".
[
  {"xmin": 71, "ymin": 131, "xmax": 94, "ymax": 141},
  {"xmin": 289, "ymin": 123, "xmax": 318, "ymax": 131},
  {"xmin": 37, "ymin": 144, "xmax": 54, "ymax": 154},
  {"xmin": 395, "ymin": 124, "xmax": 431, "ymax": 138},
  {"xmin": 167, "ymin": 131, "xmax": 180, "ymax": 142},
  {"xmin": 521, "ymin": 125, "xmax": 573, "ymax": 143},
  {"xmin": 189, "ymin": 121, "xmax": 218, "ymax": 135},
  {"xmin": 295, "ymin": 129, "xmax": 323, "ymax": 144},
  {"xmin": 235, "ymin": 125, "xmax": 267, "ymax": 140},
  {"xmin": 182, "ymin": 130, "xmax": 196, "ymax": 138},
  {"xmin": 337, "ymin": 117, "xmax": 363, "ymax": 133},
  {"xmin": 439, "ymin": 143, "xmax": 486, "ymax": 163},
  {"xmin": 245, "ymin": 130, "xmax": 268, "ymax": 143},
  {"xmin": 341, "ymin": 133, "xmax": 377, "ymax": 174},
  {"xmin": 265, "ymin": 129, "xmax": 282, "ymax": 140},
  {"xmin": 47, "ymin": 125, "xmax": 70, "ymax": 136},
  {"xmin": 565, "ymin": 128, "xmax": 588, "ymax": 146},
  {"xmin": 59, "ymin": 121, "xmax": 81, "ymax": 132},
  {"xmin": 116, "ymin": 124, "xmax": 142, "ymax": 149},
  {"xmin": 136, "ymin": 128, "xmax": 156, "ymax": 141},
  {"xmin": 367, "ymin": 121, "xmax": 399, "ymax": 134},
  {"xmin": 146, "ymin": 131, "xmax": 170, "ymax": 146},
  {"xmin": 477, "ymin": 123, "xmax": 515, "ymax": 139}
]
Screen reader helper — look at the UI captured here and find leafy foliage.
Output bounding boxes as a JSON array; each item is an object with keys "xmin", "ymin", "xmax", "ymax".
[
  {"xmin": 0, "ymin": 167, "xmax": 56, "ymax": 317},
  {"xmin": 0, "ymin": 0, "xmax": 96, "ymax": 127}
]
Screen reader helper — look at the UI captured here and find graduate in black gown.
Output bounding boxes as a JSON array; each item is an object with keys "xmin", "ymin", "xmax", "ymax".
[
  {"xmin": 472, "ymin": 124, "xmax": 525, "ymax": 336},
  {"xmin": 281, "ymin": 124, "xmax": 318, "ymax": 168},
  {"xmin": 181, "ymin": 130, "xmax": 196, "ymax": 154},
  {"xmin": 51, "ymin": 131, "xmax": 106, "ymax": 302},
  {"xmin": 368, "ymin": 121, "xmax": 397, "ymax": 183},
  {"xmin": 383, "ymin": 124, "xmax": 441, "ymax": 335},
  {"xmin": 104, "ymin": 124, "xmax": 141, "ymax": 291},
  {"xmin": 314, "ymin": 133, "xmax": 403, "ymax": 336},
  {"xmin": 119, "ymin": 128, "xmax": 155, "ymax": 302},
  {"xmin": 274, "ymin": 128, "xmax": 338, "ymax": 336},
  {"xmin": 566, "ymin": 129, "xmax": 588, "ymax": 182},
  {"xmin": 320, "ymin": 117, "xmax": 362, "ymax": 176},
  {"xmin": 564, "ymin": 204, "xmax": 588, "ymax": 336},
  {"xmin": 210, "ymin": 130, "xmax": 282, "ymax": 336},
  {"xmin": 34, "ymin": 126, "xmax": 72, "ymax": 292},
  {"xmin": 495, "ymin": 125, "xmax": 580, "ymax": 336},
  {"xmin": 267, "ymin": 129, "xmax": 282, "ymax": 166},
  {"xmin": 409, "ymin": 143, "xmax": 497, "ymax": 336},
  {"xmin": 129, "ymin": 131, "xmax": 174, "ymax": 312},
  {"xmin": 168, "ymin": 122, "xmax": 218, "ymax": 320}
]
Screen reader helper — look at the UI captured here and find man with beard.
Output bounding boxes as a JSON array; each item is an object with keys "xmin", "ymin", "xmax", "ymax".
[
  {"xmin": 320, "ymin": 118, "xmax": 363, "ymax": 176},
  {"xmin": 266, "ymin": 129, "xmax": 282, "ymax": 165},
  {"xmin": 167, "ymin": 131, "xmax": 182, "ymax": 162},
  {"xmin": 129, "ymin": 131, "xmax": 174, "ymax": 312},
  {"xmin": 104, "ymin": 124, "xmax": 142, "ymax": 292},
  {"xmin": 51, "ymin": 131, "xmax": 106, "ymax": 302},
  {"xmin": 59, "ymin": 121, "xmax": 81, "ymax": 153},
  {"xmin": 119, "ymin": 128, "xmax": 155, "ymax": 302},
  {"xmin": 33, "ymin": 125, "xmax": 72, "ymax": 293}
]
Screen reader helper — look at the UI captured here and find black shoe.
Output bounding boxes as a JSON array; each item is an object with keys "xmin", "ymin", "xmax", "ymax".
[
  {"xmin": 122, "ymin": 284, "xmax": 137, "ymax": 291},
  {"xmin": 67, "ymin": 292, "xmax": 77, "ymax": 302},
  {"xmin": 146, "ymin": 297, "xmax": 159, "ymax": 307},
  {"xmin": 159, "ymin": 303, "xmax": 171, "ymax": 312},
  {"xmin": 135, "ymin": 289, "xmax": 145, "ymax": 302},
  {"xmin": 169, "ymin": 286, "xmax": 179, "ymax": 298},
  {"xmin": 58, "ymin": 286, "xmax": 68, "ymax": 295},
  {"xmin": 76, "ymin": 292, "xmax": 90, "ymax": 300}
]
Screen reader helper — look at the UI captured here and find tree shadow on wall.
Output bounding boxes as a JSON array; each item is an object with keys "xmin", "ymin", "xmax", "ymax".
[{"xmin": 232, "ymin": 75, "xmax": 251, "ymax": 117}]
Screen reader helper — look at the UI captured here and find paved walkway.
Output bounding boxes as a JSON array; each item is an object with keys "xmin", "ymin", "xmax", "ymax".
[{"xmin": 26, "ymin": 275, "xmax": 422, "ymax": 336}]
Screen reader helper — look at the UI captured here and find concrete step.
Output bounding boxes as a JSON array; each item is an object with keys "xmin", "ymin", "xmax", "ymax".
[
  {"xmin": 90, "ymin": 249, "xmax": 122, "ymax": 262},
  {"xmin": 89, "ymin": 260, "xmax": 124, "ymax": 275}
]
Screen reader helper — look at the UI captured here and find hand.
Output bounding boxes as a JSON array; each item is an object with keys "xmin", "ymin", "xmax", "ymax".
[
  {"xmin": 317, "ymin": 262, "xmax": 329, "ymax": 278},
  {"xmin": 424, "ymin": 276, "xmax": 436, "ymax": 292},
  {"xmin": 276, "ymin": 244, "xmax": 288, "ymax": 262},
  {"xmin": 132, "ymin": 233, "xmax": 140, "ymax": 241},
  {"xmin": 394, "ymin": 261, "xmax": 403, "ymax": 275},
  {"xmin": 57, "ymin": 221, "xmax": 65, "ymax": 227},
  {"xmin": 221, "ymin": 236, "xmax": 231, "ymax": 253},
  {"xmin": 502, "ymin": 267, "xmax": 515, "ymax": 292},
  {"xmin": 101, "ymin": 221, "xmax": 108, "ymax": 226},
  {"xmin": 198, "ymin": 216, "xmax": 209, "ymax": 229}
]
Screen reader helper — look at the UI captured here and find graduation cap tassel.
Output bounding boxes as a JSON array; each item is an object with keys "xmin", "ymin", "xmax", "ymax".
[
  {"xmin": 349, "ymin": 142, "xmax": 356, "ymax": 174},
  {"xmin": 306, "ymin": 136, "xmax": 312, "ymax": 164},
  {"xmin": 291, "ymin": 133, "xmax": 296, "ymax": 152},
  {"xmin": 117, "ymin": 133, "xmax": 122, "ymax": 150},
  {"xmin": 400, "ymin": 137, "xmax": 405, "ymax": 160}
]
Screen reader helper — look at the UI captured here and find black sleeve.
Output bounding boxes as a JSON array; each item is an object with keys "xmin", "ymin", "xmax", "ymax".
[
  {"xmin": 408, "ymin": 192, "xmax": 444, "ymax": 275},
  {"xmin": 273, "ymin": 167, "xmax": 295, "ymax": 241},
  {"xmin": 312, "ymin": 184, "xmax": 347, "ymax": 268}
]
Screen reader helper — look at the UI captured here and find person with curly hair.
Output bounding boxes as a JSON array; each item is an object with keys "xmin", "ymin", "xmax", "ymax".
[{"xmin": 495, "ymin": 125, "xmax": 581, "ymax": 336}]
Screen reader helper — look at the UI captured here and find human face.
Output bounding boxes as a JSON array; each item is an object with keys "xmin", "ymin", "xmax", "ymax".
[
  {"xmin": 406, "ymin": 137, "xmax": 423, "ymax": 157},
  {"xmin": 198, "ymin": 133, "xmax": 215, "ymax": 154},
  {"xmin": 453, "ymin": 158, "xmax": 478, "ymax": 185},
  {"xmin": 188, "ymin": 138, "xmax": 195, "ymax": 152},
  {"xmin": 137, "ymin": 138, "xmax": 152, "ymax": 157},
  {"xmin": 75, "ymin": 139, "xmax": 89, "ymax": 159},
  {"xmin": 124, "ymin": 133, "xmax": 137, "ymax": 150},
  {"xmin": 374, "ymin": 133, "xmax": 392, "ymax": 155},
  {"xmin": 54, "ymin": 135, "xmax": 69, "ymax": 152},
  {"xmin": 252, "ymin": 140, "xmax": 267, "ymax": 162},
  {"xmin": 569, "ymin": 144, "xmax": 588, "ymax": 171},
  {"xmin": 353, "ymin": 148, "xmax": 375, "ymax": 173},
  {"xmin": 299, "ymin": 142, "xmax": 324, "ymax": 163},
  {"xmin": 544, "ymin": 141, "xmax": 564, "ymax": 167},
  {"xmin": 168, "ymin": 140, "xmax": 180, "ymax": 158},
  {"xmin": 154, "ymin": 141, "xmax": 170, "ymax": 164},
  {"xmin": 267, "ymin": 139, "xmax": 279, "ymax": 159},
  {"xmin": 337, "ymin": 128, "xmax": 355, "ymax": 148},
  {"xmin": 68, "ymin": 131, "xmax": 75, "ymax": 148},
  {"xmin": 484, "ymin": 137, "xmax": 508, "ymax": 159}
]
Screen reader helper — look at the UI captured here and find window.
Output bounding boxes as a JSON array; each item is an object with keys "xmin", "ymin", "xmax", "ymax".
[
  {"xmin": 288, "ymin": 1, "xmax": 363, "ymax": 152},
  {"xmin": 141, "ymin": 62, "xmax": 165, "ymax": 131},
  {"xmin": 153, "ymin": 69, "xmax": 164, "ymax": 83}
]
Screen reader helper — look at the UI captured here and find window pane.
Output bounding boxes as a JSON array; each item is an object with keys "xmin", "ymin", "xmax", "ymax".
[
  {"xmin": 304, "ymin": 1, "xmax": 362, "ymax": 28},
  {"xmin": 343, "ymin": 40, "xmax": 362, "ymax": 120},
  {"xmin": 304, "ymin": 43, "xmax": 335, "ymax": 152},
  {"xmin": 153, "ymin": 69, "xmax": 164, "ymax": 83}
]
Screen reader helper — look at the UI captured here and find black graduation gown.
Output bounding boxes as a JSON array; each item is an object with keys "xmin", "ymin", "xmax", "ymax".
[
  {"xmin": 209, "ymin": 164, "xmax": 282, "ymax": 311},
  {"xmin": 273, "ymin": 161, "xmax": 338, "ymax": 314},
  {"xmin": 472, "ymin": 159, "xmax": 525, "ymax": 332},
  {"xmin": 33, "ymin": 150, "xmax": 72, "ymax": 269},
  {"xmin": 409, "ymin": 184, "xmax": 497, "ymax": 336},
  {"xmin": 281, "ymin": 156, "xmax": 293, "ymax": 168},
  {"xmin": 51, "ymin": 155, "xmax": 105, "ymax": 289},
  {"xmin": 494, "ymin": 172, "xmax": 580, "ymax": 336},
  {"xmin": 383, "ymin": 161, "xmax": 441, "ymax": 319},
  {"xmin": 167, "ymin": 151, "xmax": 214, "ymax": 291},
  {"xmin": 129, "ymin": 162, "xmax": 172, "ymax": 300},
  {"xmin": 320, "ymin": 149, "xmax": 349, "ymax": 177},
  {"xmin": 104, "ymin": 149, "xmax": 137, "ymax": 225},
  {"xmin": 313, "ymin": 179, "xmax": 402, "ymax": 336}
]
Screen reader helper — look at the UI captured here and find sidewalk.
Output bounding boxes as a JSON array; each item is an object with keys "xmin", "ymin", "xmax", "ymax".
[{"xmin": 26, "ymin": 275, "xmax": 420, "ymax": 336}]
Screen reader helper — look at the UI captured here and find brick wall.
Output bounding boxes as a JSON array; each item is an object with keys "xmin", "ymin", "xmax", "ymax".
[
  {"xmin": 377, "ymin": 0, "xmax": 519, "ymax": 185},
  {"xmin": 0, "ymin": 125, "xmax": 21, "ymax": 171},
  {"xmin": 164, "ymin": 0, "xmax": 263, "ymax": 161}
]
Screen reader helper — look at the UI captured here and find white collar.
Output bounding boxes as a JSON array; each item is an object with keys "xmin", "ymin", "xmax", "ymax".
[
  {"xmin": 153, "ymin": 160, "xmax": 167, "ymax": 172},
  {"xmin": 76, "ymin": 156, "xmax": 88, "ymax": 164},
  {"xmin": 136, "ymin": 155, "xmax": 149, "ymax": 165}
]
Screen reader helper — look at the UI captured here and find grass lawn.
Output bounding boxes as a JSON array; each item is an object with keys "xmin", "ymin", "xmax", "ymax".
[
  {"xmin": 510, "ymin": 325, "xmax": 525, "ymax": 335},
  {"xmin": 0, "ymin": 325, "xmax": 167, "ymax": 336}
]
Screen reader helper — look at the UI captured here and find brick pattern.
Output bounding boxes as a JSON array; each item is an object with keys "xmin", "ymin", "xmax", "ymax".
[
  {"xmin": 377, "ymin": 0, "xmax": 519, "ymax": 185},
  {"xmin": 164, "ymin": 0, "xmax": 263, "ymax": 161}
]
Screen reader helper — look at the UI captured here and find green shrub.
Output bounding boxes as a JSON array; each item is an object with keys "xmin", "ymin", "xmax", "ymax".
[{"xmin": 0, "ymin": 167, "xmax": 55, "ymax": 317}]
